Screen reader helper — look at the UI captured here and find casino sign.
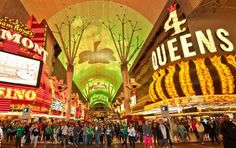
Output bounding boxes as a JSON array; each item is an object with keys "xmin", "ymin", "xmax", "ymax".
[{"xmin": 149, "ymin": 3, "xmax": 236, "ymax": 105}]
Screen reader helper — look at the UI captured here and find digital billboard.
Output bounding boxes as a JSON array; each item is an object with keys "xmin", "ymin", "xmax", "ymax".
[{"xmin": 0, "ymin": 50, "xmax": 42, "ymax": 87}]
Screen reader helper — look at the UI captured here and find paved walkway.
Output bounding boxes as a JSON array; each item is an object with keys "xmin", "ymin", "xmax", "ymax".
[{"xmin": 2, "ymin": 143, "xmax": 223, "ymax": 148}]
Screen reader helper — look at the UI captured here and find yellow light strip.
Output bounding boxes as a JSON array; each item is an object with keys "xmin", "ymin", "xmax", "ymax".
[
  {"xmin": 154, "ymin": 69, "xmax": 167, "ymax": 100},
  {"xmin": 179, "ymin": 61, "xmax": 195, "ymax": 96},
  {"xmin": 149, "ymin": 80, "xmax": 157, "ymax": 102},
  {"xmin": 211, "ymin": 56, "xmax": 234, "ymax": 94},
  {"xmin": 226, "ymin": 55, "xmax": 236, "ymax": 68},
  {"xmin": 144, "ymin": 94, "xmax": 236, "ymax": 110},
  {"xmin": 194, "ymin": 58, "xmax": 214, "ymax": 95},
  {"xmin": 165, "ymin": 66, "xmax": 179, "ymax": 98}
]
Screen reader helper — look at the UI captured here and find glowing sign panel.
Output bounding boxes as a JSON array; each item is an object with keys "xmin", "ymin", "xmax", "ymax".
[
  {"xmin": 0, "ymin": 51, "xmax": 42, "ymax": 87},
  {"xmin": 51, "ymin": 99, "xmax": 63, "ymax": 111},
  {"xmin": 151, "ymin": 4, "xmax": 234, "ymax": 71},
  {"xmin": 0, "ymin": 87, "xmax": 36, "ymax": 100}
]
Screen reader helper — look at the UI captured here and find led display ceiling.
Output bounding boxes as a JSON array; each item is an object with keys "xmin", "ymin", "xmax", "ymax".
[
  {"xmin": 47, "ymin": 1, "xmax": 153, "ymax": 106},
  {"xmin": 0, "ymin": 51, "xmax": 42, "ymax": 87}
]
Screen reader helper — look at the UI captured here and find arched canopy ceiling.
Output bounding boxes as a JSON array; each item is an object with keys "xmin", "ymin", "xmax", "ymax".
[
  {"xmin": 20, "ymin": 0, "xmax": 167, "ymax": 107},
  {"xmin": 20, "ymin": 0, "xmax": 167, "ymax": 24}
]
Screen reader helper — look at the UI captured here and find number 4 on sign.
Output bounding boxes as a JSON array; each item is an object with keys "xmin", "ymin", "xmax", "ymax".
[{"xmin": 164, "ymin": 3, "xmax": 187, "ymax": 36}]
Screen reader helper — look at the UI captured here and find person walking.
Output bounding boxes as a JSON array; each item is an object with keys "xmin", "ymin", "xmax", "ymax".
[
  {"xmin": 220, "ymin": 115, "xmax": 236, "ymax": 148},
  {"xmin": 31, "ymin": 124, "xmax": 40, "ymax": 148},
  {"xmin": 143, "ymin": 120, "xmax": 152, "ymax": 148},
  {"xmin": 128, "ymin": 123, "xmax": 136, "ymax": 148},
  {"xmin": 15, "ymin": 122, "xmax": 24, "ymax": 148}
]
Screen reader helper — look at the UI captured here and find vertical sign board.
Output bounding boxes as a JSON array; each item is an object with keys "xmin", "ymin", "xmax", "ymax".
[
  {"xmin": 22, "ymin": 106, "xmax": 30, "ymax": 119},
  {"xmin": 160, "ymin": 106, "xmax": 169, "ymax": 118}
]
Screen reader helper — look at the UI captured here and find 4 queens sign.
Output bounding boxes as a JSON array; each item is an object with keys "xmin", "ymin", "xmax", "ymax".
[{"xmin": 152, "ymin": 3, "xmax": 234, "ymax": 71}]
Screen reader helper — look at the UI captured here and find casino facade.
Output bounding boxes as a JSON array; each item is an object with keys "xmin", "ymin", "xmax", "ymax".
[
  {"xmin": 0, "ymin": 0, "xmax": 235, "ymax": 121},
  {"xmin": 130, "ymin": 0, "xmax": 236, "ymax": 117}
]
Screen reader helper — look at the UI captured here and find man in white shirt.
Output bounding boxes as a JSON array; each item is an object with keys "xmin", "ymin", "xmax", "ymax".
[
  {"xmin": 158, "ymin": 119, "xmax": 170, "ymax": 148},
  {"xmin": 61, "ymin": 122, "xmax": 68, "ymax": 148}
]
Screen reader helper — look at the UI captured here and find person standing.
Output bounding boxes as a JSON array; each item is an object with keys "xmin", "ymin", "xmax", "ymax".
[
  {"xmin": 24, "ymin": 123, "xmax": 31, "ymax": 144},
  {"xmin": 209, "ymin": 119, "xmax": 220, "ymax": 144},
  {"xmin": 6, "ymin": 123, "xmax": 13, "ymax": 144},
  {"xmin": 32, "ymin": 124, "xmax": 40, "ymax": 148},
  {"xmin": 128, "ymin": 123, "xmax": 136, "ymax": 148},
  {"xmin": 15, "ymin": 122, "xmax": 24, "ymax": 148},
  {"xmin": 157, "ymin": 119, "xmax": 170, "ymax": 148},
  {"xmin": 87, "ymin": 124, "xmax": 93, "ymax": 145},
  {"xmin": 44, "ymin": 124, "xmax": 53, "ymax": 147},
  {"xmin": 0, "ymin": 121, "xmax": 4, "ymax": 148},
  {"xmin": 137, "ymin": 121, "xmax": 143, "ymax": 143},
  {"xmin": 171, "ymin": 120, "xmax": 179, "ymax": 143},
  {"xmin": 61, "ymin": 122, "xmax": 69, "ymax": 148},
  {"xmin": 115, "ymin": 123, "xmax": 121, "ymax": 143},
  {"xmin": 152, "ymin": 122, "xmax": 159, "ymax": 145},
  {"xmin": 73, "ymin": 123, "xmax": 81, "ymax": 146},
  {"xmin": 121, "ymin": 122, "xmax": 128, "ymax": 147},
  {"xmin": 68, "ymin": 124, "xmax": 74, "ymax": 145},
  {"xmin": 82, "ymin": 123, "xmax": 88, "ymax": 145},
  {"xmin": 106, "ymin": 124, "xmax": 112, "ymax": 146},
  {"xmin": 143, "ymin": 120, "xmax": 152, "ymax": 148},
  {"xmin": 177, "ymin": 121, "xmax": 187, "ymax": 142},
  {"xmin": 191, "ymin": 119, "xmax": 199, "ymax": 139},
  {"xmin": 196, "ymin": 120, "xmax": 205, "ymax": 145},
  {"xmin": 100, "ymin": 124, "xmax": 105, "ymax": 144},
  {"xmin": 220, "ymin": 115, "xmax": 236, "ymax": 148},
  {"xmin": 94, "ymin": 122, "xmax": 101, "ymax": 146}
]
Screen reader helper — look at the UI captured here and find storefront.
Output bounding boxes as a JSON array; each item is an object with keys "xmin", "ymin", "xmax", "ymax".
[{"xmin": 0, "ymin": 16, "xmax": 57, "ymax": 120}]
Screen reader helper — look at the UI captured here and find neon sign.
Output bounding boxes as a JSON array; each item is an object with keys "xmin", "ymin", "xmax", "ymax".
[
  {"xmin": 51, "ymin": 99, "xmax": 63, "ymax": 111},
  {"xmin": 0, "ymin": 29, "xmax": 48, "ymax": 62},
  {"xmin": 152, "ymin": 3, "xmax": 234, "ymax": 71},
  {"xmin": 0, "ymin": 87, "xmax": 36, "ymax": 100},
  {"xmin": 0, "ymin": 17, "xmax": 34, "ymax": 37}
]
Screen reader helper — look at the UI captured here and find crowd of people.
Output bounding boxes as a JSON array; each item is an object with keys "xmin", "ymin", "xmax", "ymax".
[{"xmin": 0, "ymin": 115, "xmax": 235, "ymax": 148}]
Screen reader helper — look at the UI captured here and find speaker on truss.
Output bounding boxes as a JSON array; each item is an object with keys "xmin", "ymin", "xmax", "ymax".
[{"xmin": 54, "ymin": 44, "xmax": 62, "ymax": 58}]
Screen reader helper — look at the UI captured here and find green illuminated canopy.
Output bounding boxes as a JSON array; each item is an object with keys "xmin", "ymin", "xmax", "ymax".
[{"xmin": 47, "ymin": 1, "xmax": 152, "ymax": 107}]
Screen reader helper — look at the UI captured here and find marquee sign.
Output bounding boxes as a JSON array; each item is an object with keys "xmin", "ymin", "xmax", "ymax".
[
  {"xmin": 0, "ymin": 86, "xmax": 37, "ymax": 100},
  {"xmin": 152, "ymin": 3, "xmax": 234, "ymax": 71},
  {"xmin": 0, "ymin": 17, "xmax": 34, "ymax": 37},
  {"xmin": 0, "ymin": 17, "xmax": 48, "ymax": 62}
]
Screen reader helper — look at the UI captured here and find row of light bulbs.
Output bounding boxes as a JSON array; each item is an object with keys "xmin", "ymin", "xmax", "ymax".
[{"xmin": 149, "ymin": 54, "xmax": 236, "ymax": 102}]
